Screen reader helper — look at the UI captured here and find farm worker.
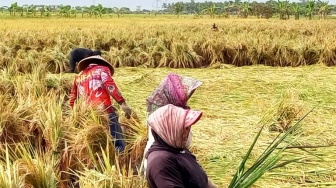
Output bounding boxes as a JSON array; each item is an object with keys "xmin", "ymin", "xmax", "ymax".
[
  {"xmin": 146, "ymin": 104, "xmax": 218, "ymax": 188},
  {"xmin": 142, "ymin": 73, "xmax": 203, "ymax": 174},
  {"xmin": 69, "ymin": 48, "xmax": 101, "ymax": 73},
  {"xmin": 211, "ymin": 23, "xmax": 219, "ymax": 31},
  {"xmin": 69, "ymin": 55, "xmax": 132, "ymax": 152}
]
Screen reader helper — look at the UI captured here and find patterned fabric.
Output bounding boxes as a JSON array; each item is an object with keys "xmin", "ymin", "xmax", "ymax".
[
  {"xmin": 146, "ymin": 73, "xmax": 203, "ymax": 115},
  {"xmin": 147, "ymin": 104, "xmax": 202, "ymax": 149},
  {"xmin": 69, "ymin": 64, "xmax": 125, "ymax": 113}
]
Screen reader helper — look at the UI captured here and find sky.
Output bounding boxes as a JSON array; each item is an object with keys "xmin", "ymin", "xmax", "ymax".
[{"xmin": 1, "ymin": 0, "xmax": 336, "ymax": 10}]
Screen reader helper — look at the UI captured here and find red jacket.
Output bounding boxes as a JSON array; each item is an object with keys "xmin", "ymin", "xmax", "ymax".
[{"xmin": 69, "ymin": 64, "xmax": 125, "ymax": 113}]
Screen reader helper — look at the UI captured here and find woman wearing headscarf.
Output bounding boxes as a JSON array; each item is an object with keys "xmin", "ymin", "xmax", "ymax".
[
  {"xmin": 142, "ymin": 73, "xmax": 203, "ymax": 173},
  {"xmin": 146, "ymin": 104, "xmax": 217, "ymax": 188}
]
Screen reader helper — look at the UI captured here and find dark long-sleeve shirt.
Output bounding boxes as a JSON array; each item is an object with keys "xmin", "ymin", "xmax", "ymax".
[{"xmin": 146, "ymin": 149, "xmax": 208, "ymax": 188}]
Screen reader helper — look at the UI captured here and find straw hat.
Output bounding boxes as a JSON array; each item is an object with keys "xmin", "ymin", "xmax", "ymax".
[{"xmin": 77, "ymin": 55, "xmax": 114, "ymax": 75}]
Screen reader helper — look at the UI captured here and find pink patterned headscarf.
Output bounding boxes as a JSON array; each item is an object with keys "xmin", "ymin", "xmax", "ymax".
[
  {"xmin": 147, "ymin": 104, "xmax": 202, "ymax": 149},
  {"xmin": 146, "ymin": 73, "xmax": 203, "ymax": 115}
]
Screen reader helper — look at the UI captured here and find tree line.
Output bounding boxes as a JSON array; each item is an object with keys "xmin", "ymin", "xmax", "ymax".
[
  {"xmin": 0, "ymin": 3, "xmax": 134, "ymax": 18},
  {"xmin": 1, "ymin": 0, "xmax": 336, "ymax": 19},
  {"xmin": 165, "ymin": 0, "xmax": 336, "ymax": 19}
]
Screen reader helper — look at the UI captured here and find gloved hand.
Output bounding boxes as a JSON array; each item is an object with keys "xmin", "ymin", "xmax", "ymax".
[{"xmin": 121, "ymin": 102, "xmax": 132, "ymax": 119}]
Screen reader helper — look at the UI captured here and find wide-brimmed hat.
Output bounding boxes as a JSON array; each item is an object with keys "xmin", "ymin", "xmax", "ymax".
[{"xmin": 77, "ymin": 55, "xmax": 114, "ymax": 75}]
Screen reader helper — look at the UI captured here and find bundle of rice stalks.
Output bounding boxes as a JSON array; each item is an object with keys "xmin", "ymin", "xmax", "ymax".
[
  {"xmin": 0, "ymin": 143, "xmax": 58, "ymax": 188},
  {"xmin": 45, "ymin": 74, "xmax": 73, "ymax": 97},
  {"xmin": 74, "ymin": 149, "xmax": 147, "ymax": 188},
  {"xmin": 42, "ymin": 49, "xmax": 68, "ymax": 74},
  {"xmin": 320, "ymin": 47, "xmax": 336, "ymax": 66},
  {"xmin": 70, "ymin": 117, "xmax": 148, "ymax": 187},
  {"xmin": 271, "ymin": 45, "xmax": 301, "ymax": 67},
  {"xmin": 199, "ymin": 39, "xmax": 226, "ymax": 66},
  {"xmin": 72, "ymin": 124, "xmax": 115, "ymax": 170},
  {"xmin": 11, "ymin": 66, "xmax": 48, "ymax": 99},
  {"xmin": 0, "ymin": 73, "xmax": 15, "ymax": 97},
  {"xmin": 69, "ymin": 100, "xmax": 109, "ymax": 129},
  {"xmin": 0, "ymin": 144, "xmax": 24, "ymax": 187},
  {"xmin": 269, "ymin": 90, "xmax": 304, "ymax": 133},
  {"xmin": 36, "ymin": 93, "xmax": 65, "ymax": 154},
  {"xmin": 0, "ymin": 101, "xmax": 32, "ymax": 144},
  {"xmin": 231, "ymin": 44, "xmax": 251, "ymax": 67},
  {"xmin": 119, "ymin": 111, "xmax": 147, "ymax": 175},
  {"xmin": 14, "ymin": 154, "xmax": 58, "ymax": 188}
]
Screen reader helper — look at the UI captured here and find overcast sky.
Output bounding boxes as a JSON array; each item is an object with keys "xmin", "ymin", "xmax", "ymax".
[{"xmin": 1, "ymin": 0, "xmax": 336, "ymax": 10}]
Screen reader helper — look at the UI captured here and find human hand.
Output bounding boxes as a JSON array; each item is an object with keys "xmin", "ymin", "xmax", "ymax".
[{"xmin": 121, "ymin": 102, "xmax": 132, "ymax": 119}]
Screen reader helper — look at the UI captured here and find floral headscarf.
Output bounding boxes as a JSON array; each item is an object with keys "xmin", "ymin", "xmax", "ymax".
[{"xmin": 146, "ymin": 73, "xmax": 203, "ymax": 115}]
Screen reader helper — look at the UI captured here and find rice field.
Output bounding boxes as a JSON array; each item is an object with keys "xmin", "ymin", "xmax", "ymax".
[{"xmin": 0, "ymin": 16, "xmax": 336, "ymax": 187}]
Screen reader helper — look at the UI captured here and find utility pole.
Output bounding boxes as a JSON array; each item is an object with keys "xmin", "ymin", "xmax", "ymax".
[{"xmin": 153, "ymin": 0, "xmax": 162, "ymax": 11}]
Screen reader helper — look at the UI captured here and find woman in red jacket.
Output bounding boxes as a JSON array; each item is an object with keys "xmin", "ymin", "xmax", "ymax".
[{"xmin": 69, "ymin": 55, "xmax": 132, "ymax": 152}]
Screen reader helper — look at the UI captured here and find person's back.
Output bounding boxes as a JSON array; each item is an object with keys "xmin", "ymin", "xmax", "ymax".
[
  {"xmin": 145, "ymin": 104, "xmax": 218, "ymax": 188},
  {"xmin": 146, "ymin": 149, "xmax": 208, "ymax": 188},
  {"xmin": 69, "ymin": 56, "xmax": 132, "ymax": 152},
  {"xmin": 69, "ymin": 48, "xmax": 101, "ymax": 73},
  {"xmin": 211, "ymin": 23, "xmax": 219, "ymax": 31},
  {"xmin": 70, "ymin": 64, "xmax": 122, "ymax": 113}
]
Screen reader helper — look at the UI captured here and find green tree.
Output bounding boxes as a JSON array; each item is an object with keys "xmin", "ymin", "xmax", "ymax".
[
  {"xmin": 275, "ymin": 0, "xmax": 290, "ymax": 20},
  {"xmin": 95, "ymin": 4, "xmax": 105, "ymax": 18},
  {"xmin": 113, "ymin": 7, "xmax": 124, "ymax": 18},
  {"xmin": 26, "ymin": 5, "xmax": 37, "ymax": 17},
  {"xmin": 9, "ymin": 2, "xmax": 18, "ymax": 16},
  {"xmin": 202, "ymin": 3, "xmax": 220, "ymax": 18},
  {"xmin": 173, "ymin": 2, "xmax": 184, "ymax": 17},
  {"xmin": 318, "ymin": 0, "xmax": 329, "ymax": 19},
  {"xmin": 306, "ymin": 0, "xmax": 315, "ymax": 20},
  {"xmin": 291, "ymin": 2, "xmax": 300, "ymax": 20},
  {"xmin": 40, "ymin": 5, "xmax": 45, "ymax": 17},
  {"xmin": 239, "ymin": 1, "xmax": 252, "ymax": 18}
]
